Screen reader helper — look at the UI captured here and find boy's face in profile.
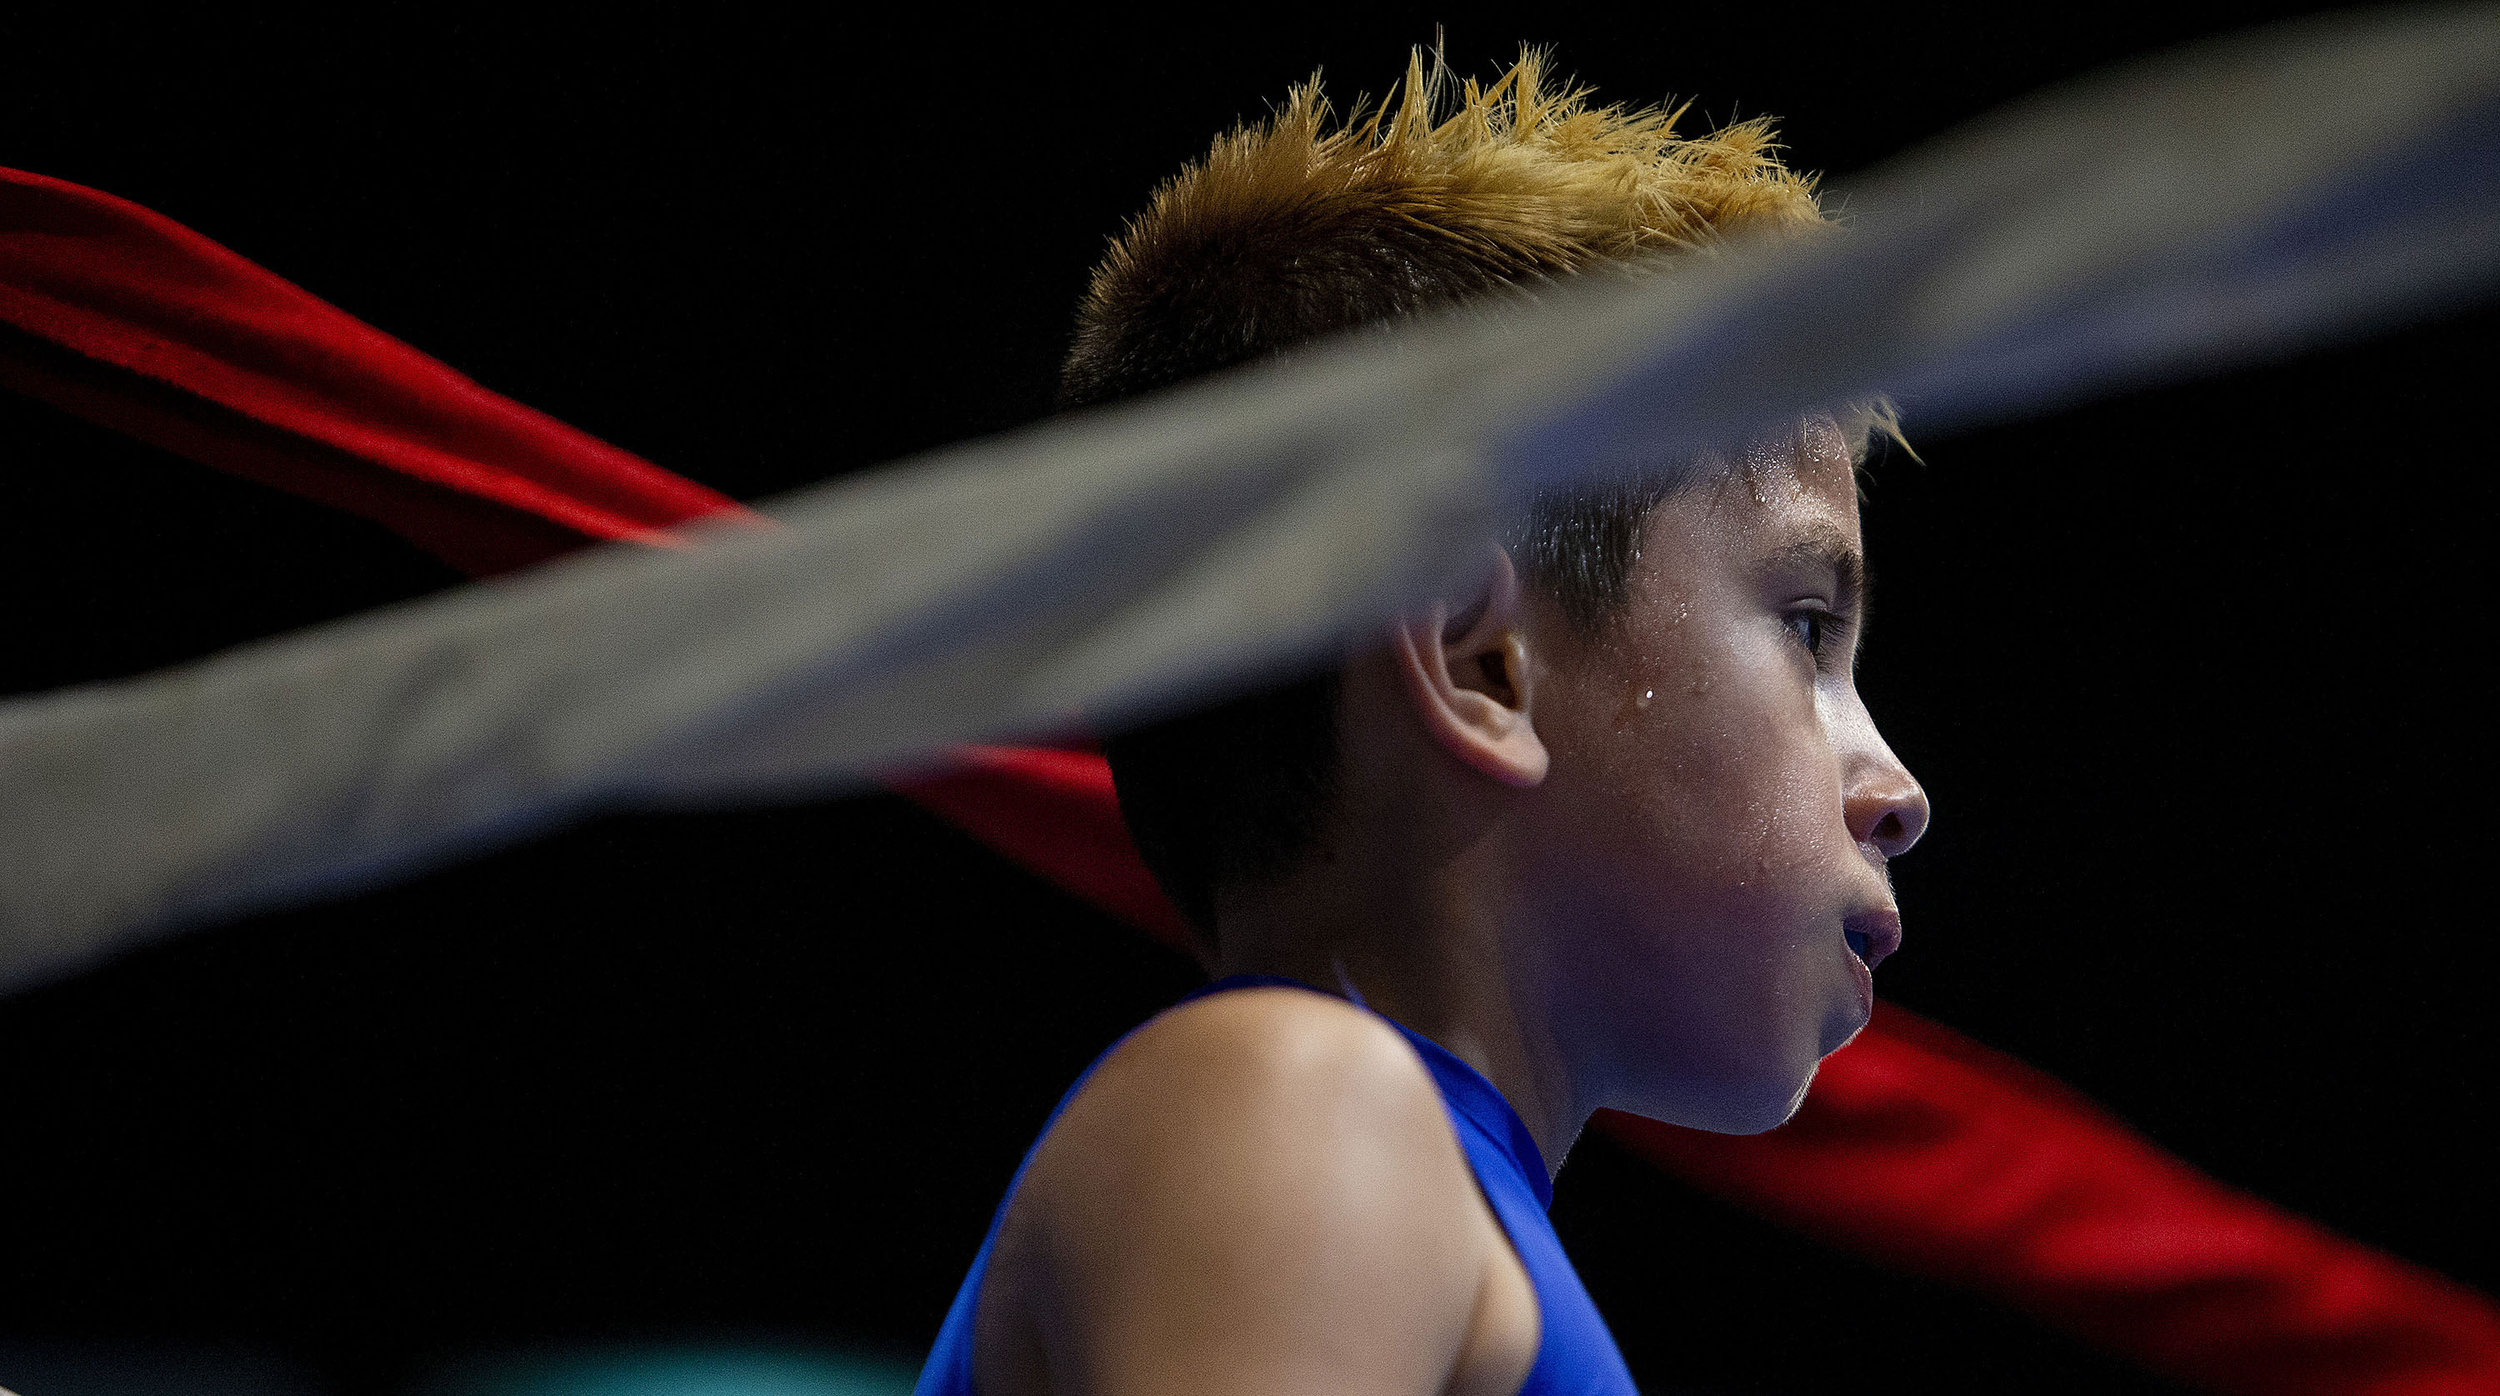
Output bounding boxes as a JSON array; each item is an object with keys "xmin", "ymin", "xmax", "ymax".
[{"xmin": 1513, "ymin": 417, "xmax": 1928, "ymax": 1134}]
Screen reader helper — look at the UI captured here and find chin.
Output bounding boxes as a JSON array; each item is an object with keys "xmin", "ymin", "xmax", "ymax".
[
  {"xmin": 1723, "ymin": 1065, "xmax": 1819, "ymax": 1134},
  {"xmin": 1645, "ymin": 1059, "xmax": 1820, "ymax": 1136}
]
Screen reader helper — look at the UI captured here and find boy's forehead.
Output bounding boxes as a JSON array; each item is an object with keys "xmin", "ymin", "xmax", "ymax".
[
  {"xmin": 1696, "ymin": 418, "xmax": 1862, "ymax": 534},
  {"xmin": 1604, "ymin": 417, "xmax": 1866, "ymax": 617}
]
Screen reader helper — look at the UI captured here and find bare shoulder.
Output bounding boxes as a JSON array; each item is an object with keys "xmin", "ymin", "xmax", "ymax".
[
  {"xmin": 1029, "ymin": 987, "xmax": 1466, "ymax": 1257},
  {"xmin": 973, "ymin": 987, "xmax": 1528, "ymax": 1396},
  {"xmin": 1075, "ymin": 986, "xmax": 1450, "ymax": 1152}
]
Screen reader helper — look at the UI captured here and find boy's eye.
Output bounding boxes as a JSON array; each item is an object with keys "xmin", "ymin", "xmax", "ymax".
[{"xmin": 1781, "ymin": 607, "xmax": 1848, "ymax": 665}]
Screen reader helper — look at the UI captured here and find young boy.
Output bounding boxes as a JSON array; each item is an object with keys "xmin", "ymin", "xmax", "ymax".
[{"xmin": 918, "ymin": 50, "xmax": 1929, "ymax": 1395}]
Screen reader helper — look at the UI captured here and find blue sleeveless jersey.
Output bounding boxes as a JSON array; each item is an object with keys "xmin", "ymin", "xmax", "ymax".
[{"xmin": 914, "ymin": 975, "xmax": 1639, "ymax": 1396}]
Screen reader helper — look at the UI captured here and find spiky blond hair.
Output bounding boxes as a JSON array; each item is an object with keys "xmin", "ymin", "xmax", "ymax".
[{"xmin": 1062, "ymin": 47, "xmax": 1826, "ymax": 407}]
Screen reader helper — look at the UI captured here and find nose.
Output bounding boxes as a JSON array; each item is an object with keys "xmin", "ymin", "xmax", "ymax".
[{"xmin": 1845, "ymin": 750, "xmax": 1929, "ymax": 862}]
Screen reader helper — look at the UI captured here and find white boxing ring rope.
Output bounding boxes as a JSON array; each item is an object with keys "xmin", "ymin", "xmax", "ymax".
[{"xmin": 2, "ymin": 6, "xmax": 2496, "ymax": 990}]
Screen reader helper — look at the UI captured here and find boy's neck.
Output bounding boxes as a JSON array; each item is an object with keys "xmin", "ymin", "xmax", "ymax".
[{"xmin": 1213, "ymin": 875, "xmax": 1585, "ymax": 1178}]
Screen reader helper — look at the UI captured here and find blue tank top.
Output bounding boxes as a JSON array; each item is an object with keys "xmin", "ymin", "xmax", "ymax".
[{"xmin": 913, "ymin": 975, "xmax": 1638, "ymax": 1396}]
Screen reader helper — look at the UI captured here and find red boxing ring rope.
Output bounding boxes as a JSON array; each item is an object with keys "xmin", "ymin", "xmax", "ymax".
[{"xmin": 6, "ymin": 163, "xmax": 2495, "ymax": 1395}]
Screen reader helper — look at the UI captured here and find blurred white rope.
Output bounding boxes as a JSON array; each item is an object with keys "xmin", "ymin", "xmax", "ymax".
[{"xmin": 2, "ymin": 5, "xmax": 2496, "ymax": 989}]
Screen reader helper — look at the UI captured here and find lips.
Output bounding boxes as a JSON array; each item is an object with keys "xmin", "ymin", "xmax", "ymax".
[{"xmin": 1843, "ymin": 909, "xmax": 1904, "ymax": 969}]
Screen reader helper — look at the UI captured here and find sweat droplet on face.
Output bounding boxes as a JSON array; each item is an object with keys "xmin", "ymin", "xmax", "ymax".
[{"xmin": 1614, "ymin": 687, "xmax": 1658, "ymax": 728}]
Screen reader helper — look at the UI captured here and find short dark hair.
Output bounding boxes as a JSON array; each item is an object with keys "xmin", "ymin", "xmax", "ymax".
[{"xmin": 1069, "ymin": 49, "xmax": 1829, "ymax": 933}]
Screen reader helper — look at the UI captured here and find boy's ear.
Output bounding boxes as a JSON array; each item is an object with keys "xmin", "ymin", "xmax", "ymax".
[{"xmin": 1390, "ymin": 548, "xmax": 1550, "ymax": 788}]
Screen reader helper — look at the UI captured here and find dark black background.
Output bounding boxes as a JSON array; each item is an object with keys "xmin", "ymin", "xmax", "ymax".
[{"xmin": 2, "ymin": 4, "xmax": 2491, "ymax": 1393}]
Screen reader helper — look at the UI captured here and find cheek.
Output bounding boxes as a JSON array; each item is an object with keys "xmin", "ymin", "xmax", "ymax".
[
  {"xmin": 1528, "ymin": 644, "xmax": 1853, "ymax": 981},
  {"xmin": 1555, "ymin": 643, "xmax": 1839, "ymax": 897}
]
